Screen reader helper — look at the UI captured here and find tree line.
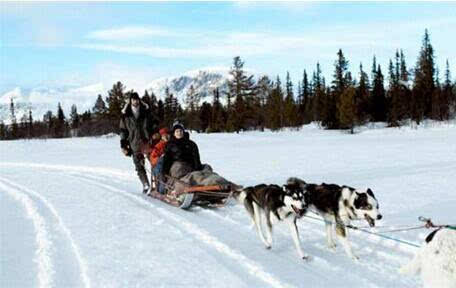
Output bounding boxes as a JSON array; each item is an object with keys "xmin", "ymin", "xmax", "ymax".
[{"xmin": 1, "ymin": 29, "xmax": 455, "ymax": 140}]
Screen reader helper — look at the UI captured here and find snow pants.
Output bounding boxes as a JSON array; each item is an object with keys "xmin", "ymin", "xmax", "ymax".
[{"xmin": 132, "ymin": 152, "xmax": 149, "ymax": 188}]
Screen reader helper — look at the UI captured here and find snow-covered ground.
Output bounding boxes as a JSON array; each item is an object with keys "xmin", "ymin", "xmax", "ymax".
[{"xmin": 2, "ymin": 122, "xmax": 456, "ymax": 288}]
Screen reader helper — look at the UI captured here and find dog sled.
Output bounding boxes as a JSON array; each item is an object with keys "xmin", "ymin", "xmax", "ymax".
[{"xmin": 149, "ymin": 164, "xmax": 241, "ymax": 209}]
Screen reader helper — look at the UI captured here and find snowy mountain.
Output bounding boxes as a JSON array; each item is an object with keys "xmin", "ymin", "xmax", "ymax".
[
  {"xmin": 0, "ymin": 68, "xmax": 235, "ymax": 124},
  {"xmin": 146, "ymin": 67, "xmax": 232, "ymax": 106},
  {"xmin": 0, "ymin": 84, "xmax": 105, "ymax": 125}
]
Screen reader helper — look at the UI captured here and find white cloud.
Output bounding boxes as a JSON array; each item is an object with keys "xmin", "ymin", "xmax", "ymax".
[{"xmin": 86, "ymin": 26, "xmax": 177, "ymax": 40}]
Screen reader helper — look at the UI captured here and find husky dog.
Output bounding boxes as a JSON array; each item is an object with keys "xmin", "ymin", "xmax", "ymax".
[
  {"xmin": 287, "ymin": 177, "xmax": 382, "ymax": 260},
  {"xmin": 399, "ymin": 228, "xmax": 456, "ymax": 288},
  {"xmin": 235, "ymin": 183, "xmax": 309, "ymax": 260}
]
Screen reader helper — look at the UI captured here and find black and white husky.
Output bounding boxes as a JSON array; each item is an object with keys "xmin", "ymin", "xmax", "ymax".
[
  {"xmin": 235, "ymin": 183, "xmax": 309, "ymax": 260},
  {"xmin": 287, "ymin": 177, "xmax": 382, "ymax": 260}
]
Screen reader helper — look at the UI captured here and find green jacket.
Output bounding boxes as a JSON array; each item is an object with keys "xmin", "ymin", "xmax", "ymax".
[{"xmin": 119, "ymin": 101, "xmax": 158, "ymax": 153}]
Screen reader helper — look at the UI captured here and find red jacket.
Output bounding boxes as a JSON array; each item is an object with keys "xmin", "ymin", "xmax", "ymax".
[{"xmin": 150, "ymin": 140, "xmax": 168, "ymax": 166}]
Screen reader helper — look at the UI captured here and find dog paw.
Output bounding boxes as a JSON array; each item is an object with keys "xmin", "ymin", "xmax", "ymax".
[
  {"xmin": 302, "ymin": 255, "xmax": 312, "ymax": 261},
  {"xmin": 265, "ymin": 245, "xmax": 271, "ymax": 250},
  {"xmin": 351, "ymin": 255, "xmax": 360, "ymax": 261}
]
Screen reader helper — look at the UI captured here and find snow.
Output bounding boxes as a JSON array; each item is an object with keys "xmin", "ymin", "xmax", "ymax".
[{"xmin": 2, "ymin": 123, "xmax": 456, "ymax": 287}]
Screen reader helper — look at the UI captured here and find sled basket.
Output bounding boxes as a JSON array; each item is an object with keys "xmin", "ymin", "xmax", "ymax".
[{"xmin": 151, "ymin": 175, "xmax": 241, "ymax": 209}]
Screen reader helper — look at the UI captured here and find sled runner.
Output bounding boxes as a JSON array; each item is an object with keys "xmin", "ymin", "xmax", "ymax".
[{"xmin": 149, "ymin": 164, "xmax": 241, "ymax": 209}]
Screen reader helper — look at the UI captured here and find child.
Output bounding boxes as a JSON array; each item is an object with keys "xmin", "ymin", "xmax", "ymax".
[{"xmin": 149, "ymin": 128, "xmax": 170, "ymax": 194}]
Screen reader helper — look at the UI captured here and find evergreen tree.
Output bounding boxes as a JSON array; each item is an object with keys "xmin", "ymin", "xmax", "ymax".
[
  {"xmin": 9, "ymin": 98, "xmax": 18, "ymax": 139},
  {"xmin": 431, "ymin": 69, "xmax": 444, "ymax": 120},
  {"xmin": 55, "ymin": 102, "xmax": 66, "ymax": 138},
  {"xmin": 0, "ymin": 120, "xmax": 6, "ymax": 140},
  {"xmin": 356, "ymin": 63, "xmax": 370, "ymax": 124},
  {"xmin": 199, "ymin": 102, "xmax": 212, "ymax": 132},
  {"xmin": 149, "ymin": 92, "xmax": 158, "ymax": 117},
  {"xmin": 337, "ymin": 85, "xmax": 357, "ymax": 133},
  {"xmin": 141, "ymin": 90, "xmax": 151, "ymax": 107},
  {"xmin": 284, "ymin": 71, "xmax": 298, "ymax": 127},
  {"xmin": 93, "ymin": 94, "xmax": 107, "ymax": 115},
  {"xmin": 43, "ymin": 110, "xmax": 54, "ymax": 138},
  {"xmin": 387, "ymin": 58, "xmax": 401, "ymax": 126},
  {"xmin": 301, "ymin": 70, "xmax": 312, "ymax": 123},
  {"xmin": 255, "ymin": 76, "xmax": 273, "ymax": 131},
  {"xmin": 443, "ymin": 60, "xmax": 454, "ymax": 117},
  {"xmin": 210, "ymin": 88, "xmax": 225, "ymax": 132},
  {"xmin": 185, "ymin": 85, "xmax": 201, "ymax": 131},
  {"xmin": 70, "ymin": 104, "xmax": 80, "ymax": 131},
  {"xmin": 28, "ymin": 109, "xmax": 33, "ymax": 138},
  {"xmin": 226, "ymin": 56, "xmax": 256, "ymax": 132},
  {"xmin": 413, "ymin": 29, "xmax": 436, "ymax": 121},
  {"xmin": 266, "ymin": 76, "xmax": 284, "ymax": 130},
  {"xmin": 312, "ymin": 63, "xmax": 327, "ymax": 123},
  {"xmin": 329, "ymin": 49, "xmax": 350, "ymax": 129},
  {"xmin": 372, "ymin": 64, "xmax": 387, "ymax": 122},
  {"xmin": 106, "ymin": 81, "xmax": 126, "ymax": 132},
  {"xmin": 157, "ymin": 99, "xmax": 165, "ymax": 126}
]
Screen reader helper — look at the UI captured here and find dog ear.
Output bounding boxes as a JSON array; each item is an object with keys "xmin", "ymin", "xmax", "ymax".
[{"xmin": 366, "ymin": 188, "xmax": 375, "ymax": 199}]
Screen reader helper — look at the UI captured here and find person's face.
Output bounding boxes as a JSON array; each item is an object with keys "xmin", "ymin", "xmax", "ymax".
[
  {"xmin": 174, "ymin": 128, "xmax": 184, "ymax": 139},
  {"xmin": 131, "ymin": 98, "xmax": 140, "ymax": 108}
]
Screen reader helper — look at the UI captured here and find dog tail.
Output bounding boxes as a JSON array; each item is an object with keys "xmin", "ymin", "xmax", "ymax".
[
  {"xmin": 232, "ymin": 187, "xmax": 252, "ymax": 204},
  {"xmin": 287, "ymin": 177, "xmax": 307, "ymax": 189}
]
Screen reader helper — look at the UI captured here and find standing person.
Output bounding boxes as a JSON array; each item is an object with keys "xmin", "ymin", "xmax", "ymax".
[
  {"xmin": 161, "ymin": 122, "xmax": 202, "ymax": 187},
  {"xmin": 119, "ymin": 92, "xmax": 158, "ymax": 193},
  {"xmin": 149, "ymin": 128, "xmax": 170, "ymax": 194}
]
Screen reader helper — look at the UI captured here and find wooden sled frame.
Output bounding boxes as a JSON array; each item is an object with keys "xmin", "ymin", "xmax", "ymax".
[{"xmin": 150, "ymin": 175, "xmax": 241, "ymax": 209}]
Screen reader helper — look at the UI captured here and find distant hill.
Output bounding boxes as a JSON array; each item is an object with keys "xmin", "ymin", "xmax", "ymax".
[{"xmin": 0, "ymin": 68, "xmax": 234, "ymax": 124}]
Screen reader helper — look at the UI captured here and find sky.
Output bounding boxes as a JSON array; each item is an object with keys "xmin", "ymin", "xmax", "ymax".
[{"xmin": 1, "ymin": 1, "xmax": 456, "ymax": 98}]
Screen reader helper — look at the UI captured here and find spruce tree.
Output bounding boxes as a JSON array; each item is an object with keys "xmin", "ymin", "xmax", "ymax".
[
  {"xmin": 372, "ymin": 64, "xmax": 387, "ymax": 122},
  {"xmin": 301, "ymin": 70, "xmax": 312, "ymax": 123},
  {"xmin": 9, "ymin": 98, "xmax": 18, "ymax": 139},
  {"xmin": 70, "ymin": 104, "xmax": 79, "ymax": 131},
  {"xmin": 55, "ymin": 102, "xmax": 66, "ymax": 138},
  {"xmin": 256, "ymin": 76, "xmax": 272, "ymax": 131},
  {"xmin": 387, "ymin": 58, "xmax": 401, "ymax": 126},
  {"xmin": 210, "ymin": 88, "xmax": 225, "ymax": 132},
  {"xmin": 226, "ymin": 56, "xmax": 256, "ymax": 132},
  {"xmin": 0, "ymin": 120, "xmax": 6, "ymax": 140},
  {"xmin": 413, "ymin": 29, "xmax": 436, "ymax": 121},
  {"xmin": 356, "ymin": 63, "xmax": 370, "ymax": 124},
  {"xmin": 93, "ymin": 94, "xmax": 107, "ymax": 115},
  {"xmin": 284, "ymin": 71, "xmax": 298, "ymax": 127},
  {"xmin": 266, "ymin": 76, "xmax": 284, "ymax": 130},
  {"xmin": 28, "ymin": 109, "xmax": 33, "ymax": 138},
  {"xmin": 106, "ymin": 81, "xmax": 126, "ymax": 132},
  {"xmin": 337, "ymin": 85, "xmax": 357, "ymax": 133},
  {"xmin": 330, "ymin": 49, "xmax": 350, "ymax": 129}
]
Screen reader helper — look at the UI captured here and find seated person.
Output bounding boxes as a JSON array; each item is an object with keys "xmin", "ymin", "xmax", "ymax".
[
  {"xmin": 161, "ymin": 123, "xmax": 202, "ymax": 186},
  {"xmin": 149, "ymin": 128, "xmax": 170, "ymax": 194}
]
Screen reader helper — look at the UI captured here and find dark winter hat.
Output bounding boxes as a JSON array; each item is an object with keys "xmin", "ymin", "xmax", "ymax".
[
  {"xmin": 172, "ymin": 122, "xmax": 185, "ymax": 132},
  {"xmin": 130, "ymin": 92, "xmax": 140, "ymax": 100}
]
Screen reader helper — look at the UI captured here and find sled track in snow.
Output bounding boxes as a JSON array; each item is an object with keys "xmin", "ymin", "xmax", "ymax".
[
  {"xmin": 0, "ymin": 180, "xmax": 54, "ymax": 288},
  {"xmin": 0, "ymin": 176, "xmax": 91, "ymax": 288},
  {"xmin": 71, "ymin": 172, "xmax": 414, "ymax": 287},
  {"xmin": 0, "ymin": 162, "xmax": 419, "ymax": 287},
  {"xmin": 198, "ymin": 206, "xmax": 418, "ymax": 287},
  {"xmin": 68, "ymin": 172, "xmax": 295, "ymax": 288}
]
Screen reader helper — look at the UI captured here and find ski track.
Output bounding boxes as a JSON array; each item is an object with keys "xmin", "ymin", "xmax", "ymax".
[
  {"xmin": 0, "ymin": 176, "xmax": 91, "ymax": 288},
  {"xmin": 0, "ymin": 181, "xmax": 54, "ymax": 288},
  {"xmin": 0, "ymin": 162, "xmax": 421, "ymax": 287},
  {"xmin": 66, "ymin": 172, "xmax": 293, "ymax": 288}
]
